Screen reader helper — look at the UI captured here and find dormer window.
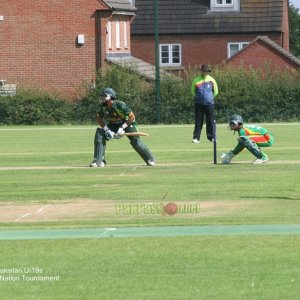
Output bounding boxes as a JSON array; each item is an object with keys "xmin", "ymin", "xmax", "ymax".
[
  {"xmin": 210, "ymin": 0, "xmax": 240, "ymax": 12},
  {"xmin": 216, "ymin": 0, "xmax": 233, "ymax": 6}
]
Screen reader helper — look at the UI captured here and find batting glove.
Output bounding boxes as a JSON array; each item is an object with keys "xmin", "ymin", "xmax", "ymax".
[
  {"xmin": 104, "ymin": 130, "xmax": 115, "ymax": 140},
  {"xmin": 117, "ymin": 127, "xmax": 125, "ymax": 135},
  {"xmin": 117, "ymin": 123, "xmax": 128, "ymax": 135}
]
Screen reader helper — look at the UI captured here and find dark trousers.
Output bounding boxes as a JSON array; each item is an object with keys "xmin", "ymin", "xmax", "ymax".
[{"xmin": 193, "ymin": 103, "xmax": 215, "ymax": 141}]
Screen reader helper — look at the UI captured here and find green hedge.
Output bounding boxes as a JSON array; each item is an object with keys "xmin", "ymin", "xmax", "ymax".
[
  {"xmin": 0, "ymin": 90, "xmax": 73, "ymax": 125},
  {"xmin": 212, "ymin": 65, "xmax": 300, "ymax": 122},
  {"xmin": 0, "ymin": 65, "xmax": 299, "ymax": 125}
]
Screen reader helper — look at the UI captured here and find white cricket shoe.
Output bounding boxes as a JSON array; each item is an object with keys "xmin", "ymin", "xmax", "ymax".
[
  {"xmin": 192, "ymin": 139, "xmax": 200, "ymax": 143},
  {"xmin": 147, "ymin": 160, "xmax": 155, "ymax": 166},
  {"xmin": 90, "ymin": 162, "xmax": 105, "ymax": 168},
  {"xmin": 252, "ymin": 157, "xmax": 269, "ymax": 164}
]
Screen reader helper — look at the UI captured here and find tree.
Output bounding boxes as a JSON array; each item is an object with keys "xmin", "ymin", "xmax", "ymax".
[{"xmin": 289, "ymin": 4, "xmax": 300, "ymax": 58}]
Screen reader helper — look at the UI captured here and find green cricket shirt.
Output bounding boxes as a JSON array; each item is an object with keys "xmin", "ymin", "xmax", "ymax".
[{"xmin": 97, "ymin": 100, "xmax": 132, "ymax": 124}]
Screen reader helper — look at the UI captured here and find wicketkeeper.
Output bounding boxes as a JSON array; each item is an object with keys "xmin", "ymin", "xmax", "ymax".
[
  {"xmin": 221, "ymin": 114, "xmax": 274, "ymax": 164},
  {"xmin": 90, "ymin": 88, "xmax": 156, "ymax": 167}
]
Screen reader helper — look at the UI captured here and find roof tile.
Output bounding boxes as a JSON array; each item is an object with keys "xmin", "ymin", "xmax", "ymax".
[{"xmin": 132, "ymin": 0, "xmax": 284, "ymax": 35}]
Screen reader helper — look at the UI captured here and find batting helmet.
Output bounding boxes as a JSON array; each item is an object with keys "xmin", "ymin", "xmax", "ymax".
[{"xmin": 102, "ymin": 88, "xmax": 116, "ymax": 100}]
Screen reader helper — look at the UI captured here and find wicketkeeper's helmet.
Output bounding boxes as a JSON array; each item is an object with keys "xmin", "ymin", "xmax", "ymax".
[
  {"xmin": 229, "ymin": 114, "xmax": 243, "ymax": 130},
  {"xmin": 102, "ymin": 88, "xmax": 116, "ymax": 100},
  {"xmin": 229, "ymin": 114, "xmax": 243, "ymax": 124}
]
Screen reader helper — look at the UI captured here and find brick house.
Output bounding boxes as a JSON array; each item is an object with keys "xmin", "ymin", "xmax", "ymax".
[
  {"xmin": 131, "ymin": 0, "xmax": 290, "ymax": 70},
  {"xmin": 0, "ymin": 0, "xmax": 136, "ymax": 99},
  {"xmin": 0, "ymin": 0, "xmax": 293, "ymax": 99},
  {"xmin": 226, "ymin": 35, "xmax": 300, "ymax": 71}
]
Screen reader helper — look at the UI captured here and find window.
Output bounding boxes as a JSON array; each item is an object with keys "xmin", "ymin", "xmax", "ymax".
[
  {"xmin": 124, "ymin": 21, "xmax": 128, "ymax": 48},
  {"xmin": 216, "ymin": 0, "xmax": 233, "ymax": 5},
  {"xmin": 160, "ymin": 44, "xmax": 181, "ymax": 66},
  {"xmin": 210, "ymin": 0, "xmax": 240, "ymax": 12},
  {"xmin": 107, "ymin": 21, "xmax": 112, "ymax": 49},
  {"xmin": 116, "ymin": 20, "xmax": 120, "ymax": 49},
  {"xmin": 227, "ymin": 42, "xmax": 249, "ymax": 58}
]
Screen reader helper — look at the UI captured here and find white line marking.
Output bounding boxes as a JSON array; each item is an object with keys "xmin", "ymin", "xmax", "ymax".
[
  {"xmin": 0, "ymin": 127, "xmax": 95, "ymax": 131},
  {"xmin": 0, "ymin": 123, "xmax": 299, "ymax": 132},
  {"xmin": 37, "ymin": 205, "xmax": 49, "ymax": 213},
  {"xmin": 15, "ymin": 213, "xmax": 31, "ymax": 222},
  {"xmin": 22, "ymin": 213, "xmax": 30, "ymax": 218},
  {"xmin": 99, "ymin": 228, "xmax": 117, "ymax": 237}
]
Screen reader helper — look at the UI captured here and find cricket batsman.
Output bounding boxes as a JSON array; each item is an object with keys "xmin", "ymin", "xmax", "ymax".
[
  {"xmin": 90, "ymin": 87, "xmax": 156, "ymax": 167},
  {"xmin": 221, "ymin": 114, "xmax": 274, "ymax": 164}
]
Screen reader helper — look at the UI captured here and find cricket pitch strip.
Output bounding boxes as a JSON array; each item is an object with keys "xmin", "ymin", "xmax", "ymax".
[
  {"xmin": 0, "ymin": 225, "xmax": 300, "ymax": 240},
  {"xmin": 0, "ymin": 199, "xmax": 249, "ymax": 223}
]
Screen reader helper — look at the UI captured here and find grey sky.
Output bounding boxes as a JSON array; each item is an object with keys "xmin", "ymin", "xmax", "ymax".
[{"xmin": 290, "ymin": 0, "xmax": 300, "ymax": 9}]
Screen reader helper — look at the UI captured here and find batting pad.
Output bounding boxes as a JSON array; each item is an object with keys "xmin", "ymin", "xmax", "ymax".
[
  {"xmin": 240, "ymin": 138, "xmax": 262, "ymax": 159},
  {"xmin": 130, "ymin": 138, "xmax": 155, "ymax": 163},
  {"xmin": 94, "ymin": 128, "xmax": 106, "ymax": 163}
]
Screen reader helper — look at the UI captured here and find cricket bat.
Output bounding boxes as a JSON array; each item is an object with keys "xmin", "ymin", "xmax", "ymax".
[{"xmin": 120, "ymin": 132, "xmax": 149, "ymax": 137}]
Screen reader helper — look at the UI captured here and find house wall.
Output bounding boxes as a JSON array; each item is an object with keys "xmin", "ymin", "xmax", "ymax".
[
  {"xmin": 0, "ymin": 1, "xmax": 107, "ymax": 100},
  {"xmin": 131, "ymin": 33, "xmax": 282, "ymax": 68},
  {"xmin": 227, "ymin": 40, "xmax": 299, "ymax": 71}
]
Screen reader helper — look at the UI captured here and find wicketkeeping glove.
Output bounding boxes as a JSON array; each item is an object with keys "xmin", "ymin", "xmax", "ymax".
[{"xmin": 221, "ymin": 151, "xmax": 235, "ymax": 164}]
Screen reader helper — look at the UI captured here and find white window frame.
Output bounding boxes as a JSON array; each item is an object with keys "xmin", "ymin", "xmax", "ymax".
[
  {"xmin": 210, "ymin": 0, "xmax": 240, "ymax": 12},
  {"xmin": 215, "ymin": 0, "xmax": 233, "ymax": 6},
  {"xmin": 124, "ymin": 21, "xmax": 128, "ymax": 49},
  {"xmin": 107, "ymin": 21, "xmax": 112, "ymax": 49},
  {"xmin": 159, "ymin": 44, "xmax": 182, "ymax": 67},
  {"xmin": 116, "ymin": 20, "xmax": 120, "ymax": 49},
  {"xmin": 227, "ymin": 42, "xmax": 249, "ymax": 58}
]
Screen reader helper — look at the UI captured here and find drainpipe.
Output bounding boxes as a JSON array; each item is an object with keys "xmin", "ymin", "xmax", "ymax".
[
  {"xmin": 154, "ymin": 0, "xmax": 161, "ymax": 123},
  {"xmin": 97, "ymin": 11, "xmax": 102, "ymax": 69}
]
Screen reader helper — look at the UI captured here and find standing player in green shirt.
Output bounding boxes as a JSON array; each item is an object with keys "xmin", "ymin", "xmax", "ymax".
[
  {"xmin": 90, "ymin": 88, "xmax": 156, "ymax": 167},
  {"xmin": 221, "ymin": 114, "xmax": 274, "ymax": 164}
]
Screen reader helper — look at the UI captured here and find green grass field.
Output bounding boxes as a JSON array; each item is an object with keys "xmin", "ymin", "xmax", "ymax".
[{"xmin": 0, "ymin": 124, "xmax": 299, "ymax": 299}]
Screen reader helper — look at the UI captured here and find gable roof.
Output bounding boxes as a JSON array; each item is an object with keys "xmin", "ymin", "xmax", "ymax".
[
  {"xmin": 131, "ymin": 0, "xmax": 284, "ymax": 35},
  {"xmin": 102, "ymin": 0, "xmax": 137, "ymax": 12},
  {"xmin": 227, "ymin": 35, "xmax": 300, "ymax": 69}
]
